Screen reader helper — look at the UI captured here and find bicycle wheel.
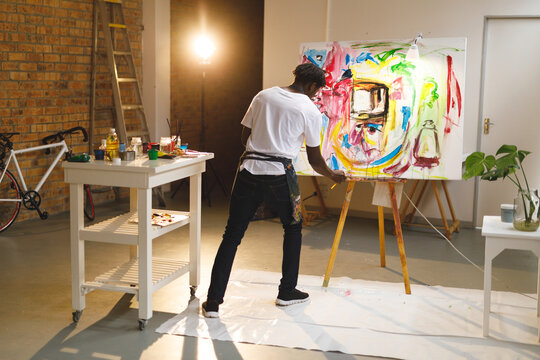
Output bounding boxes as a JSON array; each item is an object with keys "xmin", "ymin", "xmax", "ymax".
[
  {"xmin": 0, "ymin": 168, "xmax": 21, "ymax": 232},
  {"xmin": 83, "ymin": 184, "xmax": 95, "ymax": 221}
]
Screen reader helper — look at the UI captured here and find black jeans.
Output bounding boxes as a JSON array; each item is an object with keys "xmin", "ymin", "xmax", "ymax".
[{"xmin": 207, "ymin": 169, "xmax": 303, "ymax": 304}]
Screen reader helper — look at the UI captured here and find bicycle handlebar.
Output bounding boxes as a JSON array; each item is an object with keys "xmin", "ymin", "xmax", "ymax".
[
  {"xmin": 0, "ymin": 132, "xmax": 20, "ymax": 138},
  {"xmin": 42, "ymin": 126, "xmax": 89, "ymax": 155},
  {"xmin": 42, "ymin": 126, "xmax": 88, "ymax": 146}
]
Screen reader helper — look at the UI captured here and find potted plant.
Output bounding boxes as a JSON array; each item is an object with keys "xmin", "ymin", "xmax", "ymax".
[{"xmin": 463, "ymin": 144, "xmax": 539, "ymax": 231}]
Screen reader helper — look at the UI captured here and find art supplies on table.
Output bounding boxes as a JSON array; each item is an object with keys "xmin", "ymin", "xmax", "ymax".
[{"xmin": 128, "ymin": 210, "xmax": 188, "ymax": 227}]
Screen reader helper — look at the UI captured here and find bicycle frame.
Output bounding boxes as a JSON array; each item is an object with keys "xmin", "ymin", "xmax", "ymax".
[{"xmin": 0, "ymin": 141, "xmax": 68, "ymax": 198}]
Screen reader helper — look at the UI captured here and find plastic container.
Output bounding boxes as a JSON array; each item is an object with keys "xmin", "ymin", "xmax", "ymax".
[
  {"xmin": 148, "ymin": 148, "xmax": 158, "ymax": 160},
  {"xmin": 120, "ymin": 151, "xmax": 135, "ymax": 161},
  {"xmin": 131, "ymin": 137, "xmax": 142, "ymax": 157},
  {"xmin": 160, "ymin": 137, "xmax": 172, "ymax": 153},
  {"xmin": 94, "ymin": 149, "xmax": 105, "ymax": 160},
  {"xmin": 501, "ymin": 204, "xmax": 516, "ymax": 223},
  {"xmin": 106, "ymin": 128, "xmax": 119, "ymax": 160}
]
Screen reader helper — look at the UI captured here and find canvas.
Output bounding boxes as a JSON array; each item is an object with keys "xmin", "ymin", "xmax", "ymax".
[{"xmin": 294, "ymin": 38, "xmax": 466, "ymax": 179}]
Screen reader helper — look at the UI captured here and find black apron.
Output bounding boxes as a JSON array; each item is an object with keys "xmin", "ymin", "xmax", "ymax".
[{"xmin": 238, "ymin": 151, "xmax": 302, "ymax": 224}]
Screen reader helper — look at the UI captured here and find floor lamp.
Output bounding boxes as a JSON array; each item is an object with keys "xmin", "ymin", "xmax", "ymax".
[{"xmin": 195, "ymin": 35, "xmax": 228, "ymax": 206}]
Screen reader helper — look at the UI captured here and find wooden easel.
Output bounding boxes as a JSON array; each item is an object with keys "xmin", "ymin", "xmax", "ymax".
[
  {"xmin": 322, "ymin": 179, "xmax": 411, "ymax": 294},
  {"xmin": 300, "ymin": 176, "xmax": 329, "ymax": 225},
  {"xmin": 399, "ymin": 180, "xmax": 460, "ymax": 240}
]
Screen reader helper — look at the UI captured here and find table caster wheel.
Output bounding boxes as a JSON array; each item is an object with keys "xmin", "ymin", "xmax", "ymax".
[
  {"xmin": 190, "ymin": 286, "xmax": 197, "ymax": 296},
  {"xmin": 138, "ymin": 319, "xmax": 147, "ymax": 331},
  {"xmin": 72, "ymin": 310, "xmax": 83, "ymax": 323}
]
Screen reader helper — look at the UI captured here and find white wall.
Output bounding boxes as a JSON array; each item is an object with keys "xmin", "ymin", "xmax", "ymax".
[
  {"xmin": 143, "ymin": 0, "xmax": 171, "ymax": 142},
  {"xmin": 264, "ymin": 0, "xmax": 540, "ymax": 224}
]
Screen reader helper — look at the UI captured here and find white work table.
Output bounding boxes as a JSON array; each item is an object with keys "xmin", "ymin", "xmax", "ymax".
[
  {"xmin": 482, "ymin": 215, "xmax": 540, "ymax": 340},
  {"xmin": 63, "ymin": 154, "xmax": 213, "ymax": 330}
]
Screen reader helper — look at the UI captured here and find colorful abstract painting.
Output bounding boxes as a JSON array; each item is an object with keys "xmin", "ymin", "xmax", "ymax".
[{"xmin": 294, "ymin": 38, "xmax": 466, "ymax": 179}]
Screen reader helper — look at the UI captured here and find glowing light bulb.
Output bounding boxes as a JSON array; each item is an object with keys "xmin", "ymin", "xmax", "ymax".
[{"xmin": 194, "ymin": 35, "xmax": 216, "ymax": 62}]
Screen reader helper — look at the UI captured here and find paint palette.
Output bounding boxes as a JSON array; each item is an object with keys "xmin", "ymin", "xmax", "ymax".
[{"xmin": 128, "ymin": 211, "xmax": 187, "ymax": 227}]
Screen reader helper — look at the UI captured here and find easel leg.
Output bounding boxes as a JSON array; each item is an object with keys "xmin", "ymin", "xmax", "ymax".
[
  {"xmin": 311, "ymin": 176, "xmax": 328, "ymax": 217},
  {"xmin": 399, "ymin": 179, "xmax": 419, "ymax": 222},
  {"xmin": 300, "ymin": 199, "xmax": 311, "ymax": 226},
  {"xmin": 389, "ymin": 183, "xmax": 411, "ymax": 295},
  {"xmin": 404, "ymin": 180, "xmax": 428, "ymax": 224},
  {"xmin": 323, "ymin": 181, "xmax": 355, "ymax": 287},
  {"xmin": 441, "ymin": 180, "xmax": 460, "ymax": 234},
  {"xmin": 431, "ymin": 180, "xmax": 451, "ymax": 239},
  {"xmin": 378, "ymin": 206, "xmax": 386, "ymax": 267}
]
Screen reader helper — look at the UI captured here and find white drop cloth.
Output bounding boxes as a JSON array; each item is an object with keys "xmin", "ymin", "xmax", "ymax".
[{"xmin": 156, "ymin": 270, "xmax": 540, "ymax": 359}]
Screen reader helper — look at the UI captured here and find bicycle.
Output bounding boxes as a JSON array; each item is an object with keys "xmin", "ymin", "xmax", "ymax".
[{"xmin": 0, "ymin": 126, "xmax": 95, "ymax": 233}]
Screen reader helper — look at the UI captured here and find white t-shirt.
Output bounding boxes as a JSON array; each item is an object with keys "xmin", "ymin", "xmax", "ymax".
[{"xmin": 241, "ymin": 86, "xmax": 322, "ymax": 175}]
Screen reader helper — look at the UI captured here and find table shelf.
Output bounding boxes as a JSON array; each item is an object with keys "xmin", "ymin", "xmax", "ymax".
[
  {"xmin": 83, "ymin": 257, "xmax": 190, "ymax": 295},
  {"xmin": 80, "ymin": 209, "xmax": 190, "ymax": 244}
]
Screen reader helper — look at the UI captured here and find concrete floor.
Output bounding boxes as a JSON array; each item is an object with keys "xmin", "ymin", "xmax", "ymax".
[{"xmin": 0, "ymin": 189, "xmax": 538, "ymax": 360}]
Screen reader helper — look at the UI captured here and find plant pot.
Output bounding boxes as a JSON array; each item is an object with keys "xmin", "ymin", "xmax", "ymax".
[{"xmin": 513, "ymin": 189, "xmax": 540, "ymax": 231}]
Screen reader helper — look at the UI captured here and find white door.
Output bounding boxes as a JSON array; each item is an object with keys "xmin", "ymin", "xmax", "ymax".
[{"xmin": 478, "ymin": 18, "xmax": 540, "ymax": 226}]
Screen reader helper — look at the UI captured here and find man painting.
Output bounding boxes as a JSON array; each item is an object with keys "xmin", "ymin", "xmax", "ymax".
[{"xmin": 202, "ymin": 63, "xmax": 346, "ymax": 318}]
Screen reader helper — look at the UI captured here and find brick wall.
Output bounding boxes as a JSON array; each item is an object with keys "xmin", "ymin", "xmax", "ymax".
[
  {"xmin": 170, "ymin": 0, "xmax": 264, "ymax": 191},
  {"xmin": 0, "ymin": 0, "xmax": 142, "ymax": 222}
]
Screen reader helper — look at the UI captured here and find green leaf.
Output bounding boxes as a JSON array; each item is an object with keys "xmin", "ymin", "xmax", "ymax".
[
  {"xmin": 463, "ymin": 145, "xmax": 531, "ymax": 183},
  {"xmin": 463, "ymin": 163, "xmax": 484, "ymax": 179},
  {"xmin": 495, "ymin": 153, "xmax": 518, "ymax": 169},
  {"xmin": 484, "ymin": 155, "xmax": 496, "ymax": 170},
  {"xmin": 496, "ymin": 144, "xmax": 517, "ymax": 156},
  {"xmin": 480, "ymin": 170, "xmax": 498, "ymax": 181},
  {"xmin": 497, "ymin": 164, "xmax": 516, "ymax": 179},
  {"xmin": 517, "ymin": 150, "xmax": 530, "ymax": 163},
  {"xmin": 465, "ymin": 152, "xmax": 485, "ymax": 164},
  {"xmin": 463, "ymin": 152, "xmax": 486, "ymax": 179}
]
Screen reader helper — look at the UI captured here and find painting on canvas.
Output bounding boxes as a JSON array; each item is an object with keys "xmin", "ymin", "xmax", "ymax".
[{"xmin": 294, "ymin": 38, "xmax": 466, "ymax": 180}]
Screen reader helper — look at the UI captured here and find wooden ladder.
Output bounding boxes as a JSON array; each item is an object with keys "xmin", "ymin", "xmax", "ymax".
[{"xmin": 89, "ymin": 0, "xmax": 150, "ymax": 150}]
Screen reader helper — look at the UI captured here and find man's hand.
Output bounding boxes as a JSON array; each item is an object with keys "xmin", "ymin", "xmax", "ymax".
[
  {"xmin": 330, "ymin": 169, "xmax": 346, "ymax": 184},
  {"xmin": 306, "ymin": 145, "xmax": 347, "ymax": 183}
]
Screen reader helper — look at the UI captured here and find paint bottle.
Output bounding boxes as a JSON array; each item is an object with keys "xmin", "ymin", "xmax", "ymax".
[
  {"xmin": 413, "ymin": 120, "xmax": 440, "ymax": 168},
  {"xmin": 106, "ymin": 128, "xmax": 119, "ymax": 160}
]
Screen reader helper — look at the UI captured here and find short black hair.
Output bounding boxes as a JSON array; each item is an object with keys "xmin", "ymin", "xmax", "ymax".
[{"xmin": 293, "ymin": 63, "xmax": 326, "ymax": 88}]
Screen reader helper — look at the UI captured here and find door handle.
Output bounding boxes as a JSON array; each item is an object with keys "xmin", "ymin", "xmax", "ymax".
[{"xmin": 483, "ymin": 118, "xmax": 495, "ymax": 134}]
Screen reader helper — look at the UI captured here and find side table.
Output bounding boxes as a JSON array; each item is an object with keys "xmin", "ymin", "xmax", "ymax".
[{"xmin": 482, "ymin": 215, "xmax": 540, "ymax": 340}]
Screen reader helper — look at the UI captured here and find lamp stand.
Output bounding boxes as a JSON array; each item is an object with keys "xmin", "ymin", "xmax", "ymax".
[{"xmin": 199, "ymin": 64, "xmax": 228, "ymax": 206}]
